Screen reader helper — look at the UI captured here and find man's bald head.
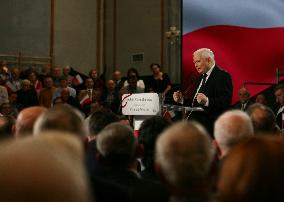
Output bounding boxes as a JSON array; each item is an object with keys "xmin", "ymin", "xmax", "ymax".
[{"xmin": 15, "ymin": 106, "xmax": 47, "ymax": 137}]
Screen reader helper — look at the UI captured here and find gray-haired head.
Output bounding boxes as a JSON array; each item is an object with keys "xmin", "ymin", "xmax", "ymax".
[
  {"xmin": 193, "ymin": 48, "xmax": 215, "ymax": 61},
  {"xmin": 155, "ymin": 121, "xmax": 214, "ymax": 189},
  {"xmin": 214, "ymin": 109, "xmax": 254, "ymax": 158}
]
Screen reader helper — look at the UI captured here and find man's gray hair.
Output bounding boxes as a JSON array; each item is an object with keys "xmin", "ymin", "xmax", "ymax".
[
  {"xmin": 194, "ymin": 48, "xmax": 215, "ymax": 60},
  {"xmin": 214, "ymin": 110, "xmax": 254, "ymax": 157},
  {"xmin": 155, "ymin": 121, "xmax": 214, "ymax": 189}
]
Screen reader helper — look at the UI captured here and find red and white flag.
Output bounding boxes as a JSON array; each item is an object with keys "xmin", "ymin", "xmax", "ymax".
[
  {"xmin": 163, "ymin": 110, "xmax": 175, "ymax": 121},
  {"xmin": 72, "ymin": 74, "xmax": 83, "ymax": 85},
  {"xmin": 182, "ymin": 0, "xmax": 284, "ymax": 103},
  {"xmin": 80, "ymin": 94, "xmax": 91, "ymax": 106}
]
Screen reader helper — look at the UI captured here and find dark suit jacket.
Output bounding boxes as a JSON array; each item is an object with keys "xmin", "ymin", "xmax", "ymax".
[
  {"xmin": 234, "ymin": 100, "xmax": 254, "ymax": 111},
  {"xmin": 92, "ymin": 167, "xmax": 170, "ymax": 202},
  {"xmin": 184, "ymin": 66, "xmax": 233, "ymax": 136}
]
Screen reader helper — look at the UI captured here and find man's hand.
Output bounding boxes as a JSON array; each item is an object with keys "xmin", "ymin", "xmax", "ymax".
[
  {"xmin": 196, "ymin": 93, "xmax": 208, "ymax": 105},
  {"xmin": 173, "ymin": 91, "xmax": 183, "ymax": 103}
]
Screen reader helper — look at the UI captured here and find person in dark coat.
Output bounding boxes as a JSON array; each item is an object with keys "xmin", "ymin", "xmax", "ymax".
[{"xmin": 173, "ymin": 48, "xmax": 233, "ymax": 136}]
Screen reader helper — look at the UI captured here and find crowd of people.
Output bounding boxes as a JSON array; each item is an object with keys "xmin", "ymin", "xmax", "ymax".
[
  {"xmin": 0, "ymin": 61, "xmax": 173, "ymax": 119},
  {"xmin": 0, "ymin": 48, "xmax": 284, "ymax": 201}
]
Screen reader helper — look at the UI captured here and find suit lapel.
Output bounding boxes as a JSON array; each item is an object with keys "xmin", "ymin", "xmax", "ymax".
[{"xmin": 202, "ymin": 66, "xmax": 218, "ymax": 92}]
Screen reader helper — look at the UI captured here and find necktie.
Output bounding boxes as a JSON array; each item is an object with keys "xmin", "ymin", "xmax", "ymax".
[
  {"xmin": 199, "ymin": 73, "xmax": 207, "ymax": 93},
  {"xmin": 192, "ymin": 73, "xmax": 207, "ymax": 107}
]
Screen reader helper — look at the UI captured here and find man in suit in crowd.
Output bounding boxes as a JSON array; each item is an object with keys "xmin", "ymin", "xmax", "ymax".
[
  {"xmin": 235, "ymin": 87, "xmax": 254, "ymax": 111},
  {"xmin": 101, "ymin": 79, "xmax": 120, "ymax": 113},
  {"xmin": 95, "ymin": 122, "xmax": 169, "ymax": 202},
  {"xmin": 173, "ymin": 48, "xmax": 233, "ymax": 136},
  {"xmin": 113, "ymin": 70, "xmax": 126, "ymax": 92},
  {"xmin": 274, "ymin": 83, "xmax": 284, "ymax": 130}
]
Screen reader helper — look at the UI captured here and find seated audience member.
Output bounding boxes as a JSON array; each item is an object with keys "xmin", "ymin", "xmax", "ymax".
[
  {"xmin": 51, "ymin": 66, "xmax": 62, "ymax": 87},
  {"xmin": 123, "ymin": 68, "xmax": 145, "ymax": 91},
  {"xmin": 235, "ymin": 87, "xmax": 253, "ymax": 111},
  {"xmin": 78, "ymin": 77, "xmax": 101, "ymax": 116},
  {"xmin": 15, "ymin": 106, "xmax": 47, "ymax": 138},
  {"xmin": 218, "ymin": 136, "xmax": 284, "ymax": 202},
  {"xmin": 101, "ymin": 79, "xmax": 120, "ymax": 113},
  {"xmin": 5, "ymin": 67, "xmax": 22, "ymax": 93},
  {"xmin": 113, "ymin": 70, "xmax": 125, "ymax": 91},
  {"xmin": 214, "ymin": 110, "xmax": 254, "ymax": 159},
  {"xmin": 0, "ymin": 133, "xmax": 92, "ymax": 202},
  {"xmin": 88, "ymin": 69, "xmax": 105, "ymax": 90},
  {"xmin": 119, "ymin": 73, "xmax": 144, "ymax": 96},
  {"xmin": 147, "ymin": 63, "xmax": 172, "ymax": 99},
  {"xmin": 38, "ymin": 64, "xmax": 51, "ymax": 85},
  {"xmin": 62, "ymin": 65, "xmax": 74, "ymax": 87},
  {"xmin": 247, "ymin": 103, "xmax": 278, "ymax": 134},
  {"xmin": 118, "ymin": 76, "xmax": 145, "ymax": 115},
  {"xmin": 78, "ymin": 78, "xmax": 97, "ymax": 100},
  {"xmin": 95, "ymin": 123, "xmax": 169, "ymax": 202},
  {"xmin": 0, "ymin": 116, "xmax": 15, "ymax": 140},
  {"xmin": 138, "ymin": 116, "xmax": 170, "ymax": 181},
  {"xmin": 39, "ymin": 76, "xmax": 57, "ymax": 108},
  {"xmin": 33, "ymin": 104, "xmax": 87, "ymax": 139},
  {"xmin": 60, "ymin": 88, "xmax": 81, "ymax": 111},
  {"xmin": 274, "ymin": 84, "xmax": 284, "ymax": 129},
  {"xmin": 155, "ymin": 121, "xmax": 215, "ymax": 202},
  {"xmin": 27, "ymin": 70, "xmax": 43, "ymax": 95},
  {"xmin": 255, "ymin": 93, "xmax": 268, "ymax": 105},
  {"xmin": 17, "ymin": 79, "xmax": 39, "ymax": 109},
  {"xmin": 52, "ymin": 76, "xmax": 76, "ymax": 101}
]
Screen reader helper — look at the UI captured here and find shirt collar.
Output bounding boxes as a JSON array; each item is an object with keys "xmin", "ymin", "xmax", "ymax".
[{"xmin": 205, "ymin": 63, "xmax": 215, "ymax": 78}]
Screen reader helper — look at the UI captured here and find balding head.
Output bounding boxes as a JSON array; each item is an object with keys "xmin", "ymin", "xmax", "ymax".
[{"xmin": 15, "ymin": 106, "xmax": 47, "ymax": 137}]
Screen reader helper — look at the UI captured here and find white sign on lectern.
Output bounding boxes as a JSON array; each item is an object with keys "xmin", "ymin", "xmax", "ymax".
[{"xmin": 121, "ymin": 93, "xmax": 160, "ymax": 115}]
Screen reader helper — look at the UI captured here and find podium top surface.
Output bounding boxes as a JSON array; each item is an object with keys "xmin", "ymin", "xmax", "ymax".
[{"xmin": 162, "ymin": 104, "xmax": 204, "ymax": 112}]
